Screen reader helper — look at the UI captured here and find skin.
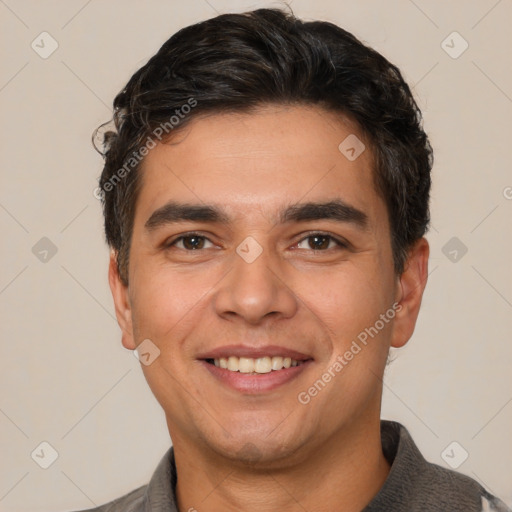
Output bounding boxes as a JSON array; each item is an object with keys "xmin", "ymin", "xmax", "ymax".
[{"xmin": 109, "ymin": 105, "xmax": 429, "ymax": 511}]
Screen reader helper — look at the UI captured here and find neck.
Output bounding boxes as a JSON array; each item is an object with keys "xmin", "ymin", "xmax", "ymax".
[{"xmin": 172, "ymin": 418, "xmax": 390, "ymax": 512}]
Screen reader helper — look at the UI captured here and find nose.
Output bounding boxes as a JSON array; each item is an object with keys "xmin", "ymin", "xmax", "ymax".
[{"xmin": 212, "ymin": 238, "xmax": 298, "ymax": 326}]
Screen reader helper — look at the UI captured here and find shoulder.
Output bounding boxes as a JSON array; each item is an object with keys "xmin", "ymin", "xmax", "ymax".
[
  {"xmin": 69, "ymin": 484, "xmax": 146, "ymax": 512},
  {"xmin": 66, "ymin": 446, "xmax": 177, "ymax": 512},
  {"xmin": 411, "ymin": 458, "xmax": 493, "ymax": 510},
  {"xmin": 370, "ymin": 421, "xmax": 511, "ymax": 512},
  {"xmin": 412, "ymin": 464, "xmax": 511, "ymax": 512}
]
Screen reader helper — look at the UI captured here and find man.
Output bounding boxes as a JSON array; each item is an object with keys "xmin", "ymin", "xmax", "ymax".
[{"xmin": 80, "ymin": 7, "xmax": 510, "ymax": 512}]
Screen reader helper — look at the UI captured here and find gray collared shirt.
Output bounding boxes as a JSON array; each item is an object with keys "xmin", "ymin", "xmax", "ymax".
[{"xmin": 72, "ymin": 421, "xmax": 510, "ymax": 511}]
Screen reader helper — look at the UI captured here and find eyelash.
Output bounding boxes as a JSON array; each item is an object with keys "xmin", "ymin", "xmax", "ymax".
[{"xmin": 165, "ymin": 231, "xmax": 348, "ymax": 252}]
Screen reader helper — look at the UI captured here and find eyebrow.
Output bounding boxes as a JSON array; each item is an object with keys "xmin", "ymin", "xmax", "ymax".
[{"xmin": 144, "ymin": 199, "xmax": 369, "ymax": 232}]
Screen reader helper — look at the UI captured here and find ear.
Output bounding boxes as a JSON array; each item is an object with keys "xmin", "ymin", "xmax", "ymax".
[
  {"xmin": 391, "ymin": 237, "xmax": 429, "ymax": 348},
  {"xmin": 108, "ymin": 250, "xmax": 136, "ymax": 350}
]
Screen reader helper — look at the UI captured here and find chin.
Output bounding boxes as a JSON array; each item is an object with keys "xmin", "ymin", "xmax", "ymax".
[{"xmin": 208, "ymin": 429, "xmax": 310, "ymax": 470}]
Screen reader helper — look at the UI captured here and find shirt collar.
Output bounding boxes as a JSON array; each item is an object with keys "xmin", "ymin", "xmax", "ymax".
[
  {"xmin": 139, "ymin": 420, "xmax": 478, "ymax": 511},
  {"xmin": 142, "ymin": 443, "xmax": 178, "ymax": 511}
]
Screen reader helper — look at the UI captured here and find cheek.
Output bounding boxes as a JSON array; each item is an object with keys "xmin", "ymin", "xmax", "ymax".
[
  {"xmin": 304, "ymin": 262, "xmax": 393, "ymax": 341},
  {"xmin": 128, "ymin": 260, "xmax": 226, "ymax": 353},
  {"xmin": 302, "ymin": 266, "xmax": 394, "ymax": 408}
]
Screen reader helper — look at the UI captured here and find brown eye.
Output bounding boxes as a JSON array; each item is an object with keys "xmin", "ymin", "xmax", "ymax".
[
  {"xmin": 167, "ymin": 234, "xmax": 214, "ymax": 250},
  {"xmin": 296, "ymin": 233, "xmax": 346, "ymax": 251},
  {"xmin": 308, "ymin": 235, "xmax": 330, "ymax": 250}
]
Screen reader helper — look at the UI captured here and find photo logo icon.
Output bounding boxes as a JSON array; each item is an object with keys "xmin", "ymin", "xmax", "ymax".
[
  {"xmin": 441, "ymin": 236, "xmax": 468, "ymax": 263},
  {"xmin": 441, "ymin": 441, "xmax": 469, "ymax": 469},
  {"xmin": 236, "ymin": 236, "xmax": 263, "ymax": 264},
  {"xmin": 338, "ymin": 134, "xmax": 366, "ymax": 161},
  {"xmin": 134, "ymin": 339, "xmax": 161, "ymax": 366},
  {"xmin": 31, "ymin": 441, "xmax": 59, "ymax": 469},
  {"xmin": 32, "ymin": 237, "xmax": 58, "ymax": 263},
  {"xmin": 441, "ymin": 31, "xmax": 469, "ymax": 59},
  {"xmin": 31, "ymin": 32, "xmax": 59, "ymax": 59}
]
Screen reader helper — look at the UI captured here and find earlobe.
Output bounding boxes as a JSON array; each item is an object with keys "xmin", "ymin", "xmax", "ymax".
[
  {"xmin": 391, "ymin": 237, "xmax": 429, "ymax": 348},
  {"xmin": 108, "ymin": 250, "xmax": 136, "ymax": 350}
]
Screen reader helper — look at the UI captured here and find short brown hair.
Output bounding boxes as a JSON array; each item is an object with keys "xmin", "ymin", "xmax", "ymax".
[{"xmin": 94, "ymin": 7, "xmax": 432, "ymax": 285}]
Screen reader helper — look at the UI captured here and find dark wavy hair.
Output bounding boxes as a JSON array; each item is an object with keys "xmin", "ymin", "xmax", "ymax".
[{"xmin": 94, "ymin": 7, "xmax": 432, "ymax": 286}]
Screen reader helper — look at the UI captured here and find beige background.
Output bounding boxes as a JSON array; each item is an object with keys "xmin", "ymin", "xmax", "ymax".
[{"xmin": 1, "ymin": 0, "xmax": 511, "ymax": 510}]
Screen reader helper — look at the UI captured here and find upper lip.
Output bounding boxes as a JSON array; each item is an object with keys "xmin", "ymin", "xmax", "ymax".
[{"xmin": 197, "ymin": 345, "xmax": 313, "ymax": 361}]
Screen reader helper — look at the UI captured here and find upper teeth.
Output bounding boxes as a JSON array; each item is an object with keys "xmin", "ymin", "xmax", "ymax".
[{"xmin": 213, "ymin": 356, "xmax": 301, "ymax": 373}]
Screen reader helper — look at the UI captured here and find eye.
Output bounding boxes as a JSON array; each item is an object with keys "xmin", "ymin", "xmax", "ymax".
[
  {"xmin": 295, "ymin": 232, "xmax": 347, "ymax": 251},
  {"xmin": 166, "ymin": 233, "xmax": 215, "ymax": 251},
  {"xmin": 164, "ymin": 231, "xmax": 348, "ymax": 252}
]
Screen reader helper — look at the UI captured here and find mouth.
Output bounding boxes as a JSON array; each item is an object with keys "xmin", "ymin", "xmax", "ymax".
[
  {"xmin": 204, "ymin": 356, "xmax": 309, "ymax": 373},
  {"xmin": 197, "ymin": 346, "xmax": 314, "ymax": 393}
]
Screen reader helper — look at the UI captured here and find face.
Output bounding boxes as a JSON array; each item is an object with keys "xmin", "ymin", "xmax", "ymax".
[{"xmin": 110, "ymin": 105, "xmax": 428, "ymax": 467}]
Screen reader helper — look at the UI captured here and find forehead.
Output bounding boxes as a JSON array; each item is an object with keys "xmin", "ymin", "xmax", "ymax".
[{"xmin": 135, "ymin": 105, "xmax": 385, "ymax": 228}]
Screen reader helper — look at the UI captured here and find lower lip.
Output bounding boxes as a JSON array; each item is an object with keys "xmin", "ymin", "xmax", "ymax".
[{"xmin": 200, "ymin": 360, "xmax": 313, "ymax": 394}]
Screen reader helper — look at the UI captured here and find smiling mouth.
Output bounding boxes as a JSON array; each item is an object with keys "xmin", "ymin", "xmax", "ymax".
[{"xmin": 204, "ymin": 356, "xmax": 311, "ymax": 374}]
